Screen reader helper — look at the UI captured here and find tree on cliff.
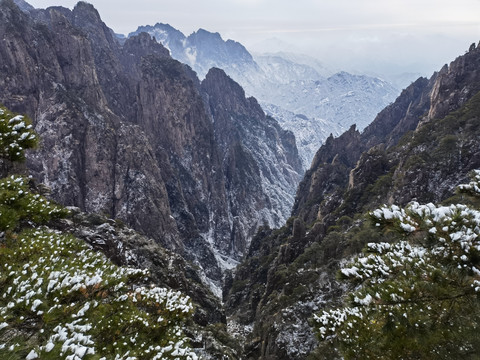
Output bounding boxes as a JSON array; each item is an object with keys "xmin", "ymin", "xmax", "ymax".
[
  {"xmin": 0, "ymin": 104, "xmax": 198, "ymax": 359},
  {"xmin": 316, "ymin": 170, "xmax": 480, "ymax": 359}
]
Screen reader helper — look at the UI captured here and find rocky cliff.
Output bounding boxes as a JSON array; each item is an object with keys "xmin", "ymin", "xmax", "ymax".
[
  {"xmin": 225, "ymin": 41, "xmax": 480, "ymax": 359},
  {"xmin": 0, "ymin": 0, "xmax": 302, "ymax": 296},
  {"xmin": 202, "ymin": 68, "xmax": 302, "ymax": 256}
]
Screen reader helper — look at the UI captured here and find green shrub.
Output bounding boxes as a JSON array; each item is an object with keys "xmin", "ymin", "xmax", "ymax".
[{"xmin": 0, "ymin": 106, "xmax": 37, "ymax": 163}]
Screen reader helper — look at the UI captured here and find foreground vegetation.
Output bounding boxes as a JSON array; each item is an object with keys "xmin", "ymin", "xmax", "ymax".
[
  {"xmin": 317, "ymin": 170, "xmax": 480, "ymax": 359},
  {"xmin": 0, "ymin": 105, "xmax": 197, "ymax": 359}
]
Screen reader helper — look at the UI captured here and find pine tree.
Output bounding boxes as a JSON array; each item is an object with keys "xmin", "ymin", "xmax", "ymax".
[
  {"xmin": 315, "ymin": 170, "xmax": 480, "ymax": 359},
  {"xmin": 0, "ymin": 105, "xmax": 198, "ymax": 359}
]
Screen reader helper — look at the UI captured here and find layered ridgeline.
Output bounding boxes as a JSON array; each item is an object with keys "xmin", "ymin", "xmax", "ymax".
[
  {"xmin": 224, "ymin": 42, "xmax": 480, "ymax": 359},
  {"xmin": 129, "ymin": 24, "xmax": 399, "ymax": 168},
  {"xmin": 0, "ymin": 0, "xmax": 303, "ymax": 296}
]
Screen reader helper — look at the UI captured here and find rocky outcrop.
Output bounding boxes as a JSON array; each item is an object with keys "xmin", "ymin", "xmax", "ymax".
[
  {"xmin": 291, "ymin": 124, "xmax": 362, "ymax": 224},
  {"xmin": 202, "ymin": 68, "xmax": 303, "ymax": 255},
  {"xmin": 0, "ymin": 0, "xmax": 303, "ymax": 293},
  {"xmin": 426, "ymin": 42, "xmax": 480, "ymax": 122},
  {"xmin": 362, "ymin": 76, "xmax": 434, "ymax": 148}
]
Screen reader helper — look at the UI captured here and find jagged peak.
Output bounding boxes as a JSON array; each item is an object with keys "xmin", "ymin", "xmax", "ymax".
[
  {"xmin": 192, "ymin": 28, "xmax": 222, "ymax": 39},
  {"xmin": 439, "ymin": 40, "xmax": 480, "ymax": 75},
  {"xmin": 12, "ymin": 0, "xmax": 33, "ymax": 12},
  {"xmin": 123, "ymin": 31, "xmax": 170, "ymax": 58},
  {"xmin": 324, "ymin": 124, "xmax": 357, "ymax": 144},
  {"xmin": 225, "ymin": 38, "xmax": 247, "ymax": 48},
  {"xmin": 155, "ymin": 22, "xmax": 185, "ymax": 36},
  {"xmin": 72, "ymin": 1, "xmax": 101, "ymax": 20},
  {"xmin": 202, "ymin": 67, "xmax": 248, "ymax": 109},
  {"xmin": 203, "ymin": 67, "xmax": 244, "ymax": 94},
  {"xmin": 128, "ymin": 22, "xmax": 186, "ymax": 40}
]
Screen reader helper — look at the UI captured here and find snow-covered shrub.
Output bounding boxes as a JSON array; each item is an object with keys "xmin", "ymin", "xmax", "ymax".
[
  {"xmin": 315, "ymin": 171, "xmax": 480, "ymax": 359},
  {"xmin": 0, "ymin": 175, "xmax": 69, "ymax": 230},
  {"xmin": 0, "ymin": 229, "xmax": 196, "ymax": 359},
  {"xmin": 0, "ymin": 106, "xmax": 37, "ymax": 163}
]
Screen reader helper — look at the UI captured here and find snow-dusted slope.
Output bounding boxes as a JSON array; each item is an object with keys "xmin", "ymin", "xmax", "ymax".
[
  {"xmin": 262, "ymin": 104, "xmax": 343, "ymax": 169},
  {"xmin": 252, "ymin": 71, "xmax": 397, "ymax": 130},
  {"xmin": 129, "ymin": 24, "xmax": 399, "ymax": 169}
]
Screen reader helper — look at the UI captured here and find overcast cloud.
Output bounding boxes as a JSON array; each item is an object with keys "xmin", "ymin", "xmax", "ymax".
[{"xmin": 27, "ymin": 0, "xmax": 480, "ymax": 78}]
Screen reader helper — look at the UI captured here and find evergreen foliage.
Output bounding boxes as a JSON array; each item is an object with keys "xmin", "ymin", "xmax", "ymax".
[
  {"xmin": 0, "ymin": 106, "xmax": 37, "ymax": 163},
  {"xmin": 0, "ymin": 175, "xmax": 68, "ymax": 231},
  {"xmin": 315, "ymin": 170, "xmax": 480, "ymax": 359},
  {"xmin": 0, "ymin": 106, "xmax": 197, "ymax": 359}
]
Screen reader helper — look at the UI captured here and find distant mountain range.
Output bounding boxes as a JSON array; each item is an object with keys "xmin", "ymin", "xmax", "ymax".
[{"xmin": 129, "ymin": 24, "xmax": 400, "ymax": 168}]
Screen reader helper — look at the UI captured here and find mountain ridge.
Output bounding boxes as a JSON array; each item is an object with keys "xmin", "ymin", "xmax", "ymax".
[{"xmin": 129, "ymin": 22, "xmax": 400, "ymax": 169}]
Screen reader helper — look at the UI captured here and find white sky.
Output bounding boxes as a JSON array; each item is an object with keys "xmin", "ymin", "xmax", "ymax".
[{"xmin": 27, "ymin": 0, "xmax": 480, "ymax": 78}]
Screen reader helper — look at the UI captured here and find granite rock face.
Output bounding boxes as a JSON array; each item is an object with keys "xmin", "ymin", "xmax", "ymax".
[
  {"xmin": 0, "ymin": 0, "xmax": 303, "ymax": 290},
  {"xmin": 202, "ymin": 67, "xmax": 303, "ymax": 255}
]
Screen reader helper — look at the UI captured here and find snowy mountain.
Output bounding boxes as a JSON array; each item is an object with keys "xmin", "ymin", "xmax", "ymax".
[
  {"xmin": 129, "ymin": 24, "xmax": 260, "ymax": 80},
  {"xmin": 129, "ymin": 24, "xmax": 399, "ymax": 169},
  {"xmin": 254, "ymin": 71, "xmax": 397, "ymax": 129}
]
